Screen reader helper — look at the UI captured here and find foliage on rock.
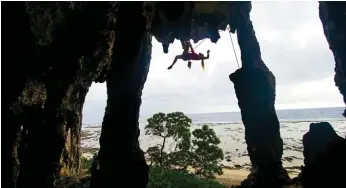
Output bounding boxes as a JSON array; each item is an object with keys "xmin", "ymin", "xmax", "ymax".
[{"xmin": 145, "ymin": 112, "xmax": 224, "ymax": 179}]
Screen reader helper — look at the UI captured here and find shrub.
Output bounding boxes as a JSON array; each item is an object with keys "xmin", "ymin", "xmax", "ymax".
[
  {"xmin": 148, "ymin": 166, "xmax": 226, "ymax": 188},
  {"xmin": 81, "ymin": 157, "xmax": 92, "ymax": 172}
]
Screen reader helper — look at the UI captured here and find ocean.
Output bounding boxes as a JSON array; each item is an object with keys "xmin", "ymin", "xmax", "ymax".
[
  {"xmin": 81, "ymin": 106, "xmax": 346, "ymax": 172},
  {"xmin": 138, "ymin": 107, "xmax": 345, "ymax": 125}
]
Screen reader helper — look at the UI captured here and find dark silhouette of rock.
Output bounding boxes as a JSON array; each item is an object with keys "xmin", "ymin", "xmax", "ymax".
[
  {"xmin": 152, "ymin": 2, "xmax": 232, "ymax": 53},
  {"xmin": 92, "ymin": 2, "xmax": 153, "ymax": 188},
  {"xmin": 3, "ymin": 2, "xmax": 114, "ymax": 187},
  {"xmin": 228, "ymin": 2, "xmax": 290, "ymax": 187},
  {"xmin": 300, "ymin": 122, "xmax": 346, "ymax": 188},
  {"xmin": 3, "ymin": 2, "xmax": 346, "ymax": 188},
  {"xmin": 319, "ymin": 2, "xmax": 346, "ymax": 117}
]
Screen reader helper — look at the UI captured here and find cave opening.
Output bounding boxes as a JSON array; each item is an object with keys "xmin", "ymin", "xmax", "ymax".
[{"xmin": 4, "ymin": 1, "xmax": 346, "ymax": 188}]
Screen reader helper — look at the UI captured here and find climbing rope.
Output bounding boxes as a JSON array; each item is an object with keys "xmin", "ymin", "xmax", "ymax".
[
  {"xmin": 228, "ymin": 28, "xmax": 240, "ymax": 68},
  {"xmin": 189, "ymin": 27, "xmax": 240, "ymax": 69},
  {"xmin": 190, "ymin": 38, "xmax": 207, "ymax": 52}
]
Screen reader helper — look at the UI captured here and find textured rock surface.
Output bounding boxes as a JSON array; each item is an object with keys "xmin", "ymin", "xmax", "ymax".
[
  {"xmin": 3, "ymin": 2, "xmax": 114, "ymax": 187},
  {"xmin": 319, "ymin": 2, "xmax": 346, "ymax": 117}
]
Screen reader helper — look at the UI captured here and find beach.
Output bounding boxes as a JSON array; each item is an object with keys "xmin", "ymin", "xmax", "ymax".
[{"xmin": 81, "ymin": 119, "xmax": 346, "ymax": 181}]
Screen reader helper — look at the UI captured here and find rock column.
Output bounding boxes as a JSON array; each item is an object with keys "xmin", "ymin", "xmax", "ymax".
[
  {"xmin": 12, "ymin": 2, "xmax": 113, "ymax": 187},
  {"xmin": 228, "ymin": 2, "xmax": 288, "ymax": 187},
  {"xmin": 94, "ymin": 2, "xmax": 154, "ymax": 188}
]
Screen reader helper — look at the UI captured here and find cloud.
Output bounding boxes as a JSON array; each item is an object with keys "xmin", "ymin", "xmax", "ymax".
[{"xmin": 82, "ymin": 2, "xmax": 343, "ymax": 124}]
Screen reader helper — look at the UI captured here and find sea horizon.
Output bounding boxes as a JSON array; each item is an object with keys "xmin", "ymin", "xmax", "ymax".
[{"xmin": 83, "ymin": 106, "xmax": 345, "ymax": 126}]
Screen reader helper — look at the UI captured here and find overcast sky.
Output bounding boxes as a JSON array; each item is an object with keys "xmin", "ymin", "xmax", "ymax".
[{"xmin": 83, "ymin": 1, "xmax": 343, "ymax": 124}]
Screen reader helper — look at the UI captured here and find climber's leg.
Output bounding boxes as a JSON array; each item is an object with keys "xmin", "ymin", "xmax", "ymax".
[
  {"xmin": 188, "ymin": 61, "xmax": 192, "ymax": 69},
  {"xmin": 201, "ymin": 59, "xmax": 205, "ymax": 70},
  {"xmin": 168, "ymin": 55, "xmax": 182, "ymax": 70}
]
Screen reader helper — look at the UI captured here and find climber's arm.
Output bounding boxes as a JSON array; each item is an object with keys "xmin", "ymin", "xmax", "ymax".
[{"xmin": 201, "ymin": 50, "xmax": 210, "ymax": 60}]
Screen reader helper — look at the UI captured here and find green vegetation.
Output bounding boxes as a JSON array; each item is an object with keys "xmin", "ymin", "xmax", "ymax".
[
  {"xmin": 79, "ymin": 112, "xmax": 225, "ymax": 187},
  {"xmin": 148, "ymin": 166, "xmax": 226, "ymax": 188},
  {"xmin": 145, "ymin": 112, "xmax": 224, "ymax": 179},
  {"xmin": 81, "ymin": 156, "xmax": 92, "ymax": 172},
  {"xmin": 80, "ymin": 156, "xmax": 226, "ymax": 188}
]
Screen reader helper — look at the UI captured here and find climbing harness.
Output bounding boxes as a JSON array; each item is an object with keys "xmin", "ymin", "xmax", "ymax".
[{"xmin": 228, "ymin": 27, "xmax": 240, "ymax": 68}]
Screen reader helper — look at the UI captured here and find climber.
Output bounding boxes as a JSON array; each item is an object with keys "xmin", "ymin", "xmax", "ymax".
[{"xmin": 167, "ymin": 40, "xmax": 210, "ymax": 70}]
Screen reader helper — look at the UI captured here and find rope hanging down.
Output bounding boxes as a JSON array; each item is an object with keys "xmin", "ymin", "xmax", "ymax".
[
  {"xmin": 229, "ymin": 30, "xmax": 240, "ymax": 68},
  {"xmin": 188, "ymin": 26, "xmax": 240, "ymax": 69}
]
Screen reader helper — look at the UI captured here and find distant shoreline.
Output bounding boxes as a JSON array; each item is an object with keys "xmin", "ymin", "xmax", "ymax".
[
  {"xmin": 83, "ymin": 118, "xmax": 345, "ymax": 127},
  {"xmin": 81, "ymin": 119, "xmax": 346, "ymax": 177},
  {"xmin": 143, "ymin": 106, "xmax": 345, "ymax": 117},
  {"xmin": 84, "ymin": 107, "xmax": 344, "ymax": 125}
]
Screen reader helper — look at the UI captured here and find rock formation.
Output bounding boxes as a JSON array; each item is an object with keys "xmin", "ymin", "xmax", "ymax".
[
  {"xmin": 93, "ymin": 2, "xmax": 154, "ymax": 188},
  {"xmin": 319, "ymin": 2, "xmax": 346, "ymax": 117},
  {"xmin": 3, "ymin": 2, "xmax": 114, "ymax": 187},
  {"xmin": 151, "ymin": 2, "xmax": 231, "ymax": 53},
  {"xmin": 228, "ymin": 2, "xmax": 290, "ymax": 187},
  {"xmin": 300, "ymin": 122, "xmax": 346, "ymax": 188},
  {"xmin": 3, "ymin": 1, "xmax": 346, "ymax": 188}
]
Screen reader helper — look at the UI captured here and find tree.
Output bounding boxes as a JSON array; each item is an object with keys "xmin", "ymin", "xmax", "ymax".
[
  {"xmin": 145, "ymin": 112, "xmax": 224, "ymax": 179},
  {"xmin": 145, "ymin": 112, "xmax": 191, "ymax": 167},
  {"xmin": 190, "ymin": 125, "xmax": 224, "ymax": 178}
]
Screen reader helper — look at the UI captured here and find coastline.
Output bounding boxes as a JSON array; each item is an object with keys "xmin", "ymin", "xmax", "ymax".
[{"xmin": 81, "ymin": 119, "xmax": 346, "ymax": 182}]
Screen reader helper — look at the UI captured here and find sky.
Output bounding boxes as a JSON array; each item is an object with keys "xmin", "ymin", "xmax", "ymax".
[{"xmin": 82, "ymin": 1, "xmax": 344, "ymax": 124}]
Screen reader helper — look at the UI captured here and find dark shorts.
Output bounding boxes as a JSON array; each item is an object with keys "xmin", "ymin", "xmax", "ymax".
[{"xmin": 182, "ymin": 53, "xmax": 201, "ymax": 61}]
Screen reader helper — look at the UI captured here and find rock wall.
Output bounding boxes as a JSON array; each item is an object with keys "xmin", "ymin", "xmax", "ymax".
[
  {"xmin": 3, "ymin": 2, "xmax": 346, "ymax": 188},
  {"xmin": 3, "ymin": 2, "xmax": 115, "ymax": 187},
  {"xmin": 93, "ymin": 2, "xmax": 154, "ymax": 188},
  {"xmin": 319, "ymin": 2, "xmax": 346, "ymax": 117}
]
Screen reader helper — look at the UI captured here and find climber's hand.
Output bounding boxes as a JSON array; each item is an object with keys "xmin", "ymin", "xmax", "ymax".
[
  {"xmin": 207, "ymin": 50, "xmax": 210, "ymax": 53},
  {"xmin": 167, "ymin": 65, "xmax": 173, "ymax": 70}
]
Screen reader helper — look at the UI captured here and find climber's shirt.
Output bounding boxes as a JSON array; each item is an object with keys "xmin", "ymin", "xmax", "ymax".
[{"xmin": 182, "ymin": 52, "xmax": 201, "ymax": 61}]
